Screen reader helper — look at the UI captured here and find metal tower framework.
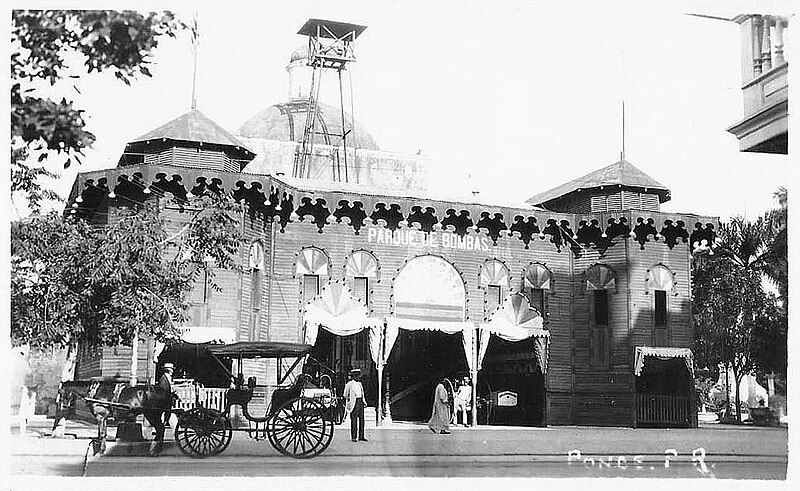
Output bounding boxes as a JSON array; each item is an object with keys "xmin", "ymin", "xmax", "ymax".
[{"xmin": 292, "ymin": 19, "xmax": 367, "ymax": 182}]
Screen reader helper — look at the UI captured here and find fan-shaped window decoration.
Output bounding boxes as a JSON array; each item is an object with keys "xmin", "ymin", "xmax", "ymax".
[
  {"xmin": 296, "ymin": 247, "xmax": 330, "ymax": 276},
  {"xmin": 480, "ymin": 259, "xmax": 510, "ymax": 288},
  {"xmin": 585, "ymin": 264, "xmax": 616, "ymax": 291},
  {"xmin": 647, "ymin": 265, "xmax": 675, "ymax": 292},
  {"xmin": 345, "ymin": 250, "xmax": 379, "ymax": 278},
  {"xmin": 524, "ymin": 263, "xmax": 552, "ymax": 290}
]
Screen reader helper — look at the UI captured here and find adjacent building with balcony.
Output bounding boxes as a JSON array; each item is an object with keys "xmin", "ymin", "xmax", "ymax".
[{"xmin": 727, "ymin": 14, "xmax": 789, "ymax": 154}]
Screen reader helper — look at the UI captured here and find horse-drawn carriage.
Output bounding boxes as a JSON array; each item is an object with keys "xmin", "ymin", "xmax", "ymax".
[
  {"xmin": 57, "ymin": 341, "xmax": 340, "ymax": 459},
  {"xmin": 171, "ymin": 341, "xmax": 337, "ymax": 459}
]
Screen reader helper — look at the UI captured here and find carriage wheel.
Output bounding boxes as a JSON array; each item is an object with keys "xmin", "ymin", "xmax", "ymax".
[
  {"xmin": 268, "ymin": 398, "xmax": 332, "ymax": 459},
  {"xmin": 174, "ymin": 408, "xmax": 232, "ymax": 458}
]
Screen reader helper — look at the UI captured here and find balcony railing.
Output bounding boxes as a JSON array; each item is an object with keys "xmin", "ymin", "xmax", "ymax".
[
  {"xmin": 636, "ymin": 394, "xmax": 692, "ymax": 427},
  {"xmin": 729, "ymin": 14, "xmax": 789, "ymax": 153}
]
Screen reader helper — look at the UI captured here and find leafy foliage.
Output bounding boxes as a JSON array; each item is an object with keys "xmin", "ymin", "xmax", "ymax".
[
  {"xmin": 11, "ymin": 213, "xmax": 98, "ymax": 349},
  {"xmin": 10, "ymin": 10, "xmax": 187, "ymax": 210},
  {"xmin": 692, "ymin": 200, "xmax": 787, "ymax": 422},
  {"xmin": 11, "ymin": 196, "xmax": 243, "ymax": 352},
  {"xmin": 10, "ymin": 144, "xmax": 62, "ymax": 214}
]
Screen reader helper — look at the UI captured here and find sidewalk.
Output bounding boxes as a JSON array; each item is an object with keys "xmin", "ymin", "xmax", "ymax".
[{"xmin": 11, "ymin": 416, "xmax": 788, "ymax": 459}]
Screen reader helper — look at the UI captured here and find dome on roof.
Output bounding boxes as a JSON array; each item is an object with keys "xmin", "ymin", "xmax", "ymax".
[
  {"xmin": 238, "ymin": 100, "xmax": 380, "ymax": 150},
  {"xmin": 238, "ymin": 47, "xmax": 380, "ymax": 151},
  {"xmin": 290, "ymin": 45, "xmax": 309, "ymax": 63}
]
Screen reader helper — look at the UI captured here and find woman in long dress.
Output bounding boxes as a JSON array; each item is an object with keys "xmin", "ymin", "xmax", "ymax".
[{"xmin": 428, "ymin": 378, "xmax": 453, "ymax": 434}]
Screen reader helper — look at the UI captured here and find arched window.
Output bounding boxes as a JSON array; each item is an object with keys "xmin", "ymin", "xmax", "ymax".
[
  {"xmin": 585, "ymin": 264, "xmax": 616, "ymax": 368},
  {"xmin": 249, "ymin": 242, "xmax": 265, "ymax": 341},
  {"xmin": 297, "ymin": 247, "xmax": 330, "ymax": 306},
  {"xmin": 480, "ymin": 259, "xmax": 510, "ymax": 318},
  {"xmin": 647, "ymin": 265, "xmax": 675, "ymax": 345},
  {"xmin": 523, "ymin": 263, "xmax": 552, "ymax": 320},
  {"xmin": 345, "ymin": 250, "xmax": 379, "ymax": 307}
]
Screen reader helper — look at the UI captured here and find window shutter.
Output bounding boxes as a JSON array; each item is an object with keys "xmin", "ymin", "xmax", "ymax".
[
  {"xmin": 303, "ymin": 275, "xmax": 320, "ymax": 305},
  {"xmin": 486, "ymin": 285, "xmax": 502, "ymax": 317},
  {"xmin": 353, "ymin": 277, "xmax": 369, "ymax": 306},
  {"xmin": 654, "ymin": 290, "xmax": 667, "ymax": 327},
  {"xmin": 594, "ymin": 290, "xmax": 609, "ymax": 326}
]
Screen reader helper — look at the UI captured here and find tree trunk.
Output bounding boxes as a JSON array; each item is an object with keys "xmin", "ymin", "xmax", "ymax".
[
  {"xmin": 130, "ymin": 331, "xmax": 139, "ymax": 387},
  {"xmin": 53, "ymin": 344, "xmax": 77, "ymax": 437},
  {"xmin": 724, "ymin": 362, "xmax": 731, "ymax": 419},
  {"xmin": 61, "ymin": 343, "xmax": 77, "ymax": 382},
  {"xmin": 733, "ymin": 368, "xmax": 743, "ymax": 424}
]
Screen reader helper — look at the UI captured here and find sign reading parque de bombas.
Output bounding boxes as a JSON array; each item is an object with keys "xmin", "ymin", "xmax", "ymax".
[{"xmin": 366, "ymin": 225, "xmax": 491, "ymax": 252}]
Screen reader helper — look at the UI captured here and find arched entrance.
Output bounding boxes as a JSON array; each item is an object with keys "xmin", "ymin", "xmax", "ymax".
[{"xmin": 386, "ymin": 255, "xmax": 470, "ymax": 421}]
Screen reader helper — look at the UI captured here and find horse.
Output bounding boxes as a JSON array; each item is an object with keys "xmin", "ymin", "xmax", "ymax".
[{"xmin": 54, "ymin": 380, "xmax": 172, "ymax": 456}]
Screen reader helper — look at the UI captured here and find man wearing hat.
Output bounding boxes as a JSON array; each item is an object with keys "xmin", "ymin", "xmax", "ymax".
[
  {"xmin": 343, "ymin": 368, "xmax": 367, "ymax": 442},
  {"xmin": 159, "ymin": 363, "xmax": 176, "ymax": 426}
]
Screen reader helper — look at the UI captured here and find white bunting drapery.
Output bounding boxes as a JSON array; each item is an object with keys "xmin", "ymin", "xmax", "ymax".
[
  {"xmin": 478, "ymin": 293, "xmax": 551, "ymax": 373},
  {"xmin": 633, "ymin": 347, "xmax": 694, "ymax": 377},
  {"xmin": 303, "ymin": 280, "xmax": 381, "ymax": 347}
]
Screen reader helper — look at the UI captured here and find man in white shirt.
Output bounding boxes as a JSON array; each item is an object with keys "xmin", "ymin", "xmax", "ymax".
[
  {"xmin": 454, "ymin": 376, "xmax": 472, "ymax": 427},
  {"xmin": 343, "ymin": 368, "xmax": 367, "ymax": 442}
]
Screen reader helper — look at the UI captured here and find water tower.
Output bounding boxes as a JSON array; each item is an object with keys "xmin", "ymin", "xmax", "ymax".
[{"xmin": 293, "ymin": 19, "xmax": 367, "ymax": 182}]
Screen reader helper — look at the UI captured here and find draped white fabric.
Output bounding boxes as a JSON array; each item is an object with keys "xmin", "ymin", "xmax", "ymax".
[
  {"xmin": 485, "ymin": 293, "xmax": 547, "ymax": 342},
  {"xmin": 478, "ymin": 293, "xmax": 551, "ymax": 373},
  {"xmin": 383, "ymin": 322, "xmax": 400, "ymax": 363},
  {"xmin": 385, "ymin": 316, "xmax": 471, "ymax": 334},
  {"xmin": 534, "ymin": 336, "xmax": 550, "ymax": 374},
  {"xmin": 633, "ymin": 346, "xmax": 694, "ymax": 377},
  {"xmin": 368, "ymin": 324, "xmax": 381, "ymax": 367},
  {"xmin": 477, "ymin": 327, "xmax": 491, "ymax": 370},
  {"xmin": 462, "ymin": 325, "xmax": 475, "ymax": 373},
  {"xmin": 303, "ymin": 280, "xmax": 380, "ymax": 345}
]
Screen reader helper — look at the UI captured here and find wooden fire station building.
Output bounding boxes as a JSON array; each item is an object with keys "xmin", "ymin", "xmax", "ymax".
[{"xmin": 68, "ymin": 105, "xmax": 716, "ymax": 428}]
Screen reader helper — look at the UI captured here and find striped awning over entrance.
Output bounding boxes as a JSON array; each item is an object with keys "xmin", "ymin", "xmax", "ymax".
[{"xmin": 391, "ymin": 254, "xmax": 467, "ymax": 332}]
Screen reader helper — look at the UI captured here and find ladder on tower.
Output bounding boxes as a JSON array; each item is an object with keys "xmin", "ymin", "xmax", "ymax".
[{"xmin": 292, "ymin": 19, "xmax": 367, "ymax": 182}]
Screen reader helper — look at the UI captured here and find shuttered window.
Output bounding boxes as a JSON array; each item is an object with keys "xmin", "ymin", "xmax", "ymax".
[
  {"xmin": 527, "ymin": 288, "xmax": 545, "ymax": 316},
  {"xmin": 352, "ymin": 277, "xmax": 369, "ymax": 306},
  {"xmin": 590, "ymin": 195, "xmax": 608, "ymax": 213},
  {"xmin": 591, "ymin": 290, "xmax": 610, "ymax": 369},
  {"xmin": 303, "ymin": 274, "xmax": 320, "ymax": 305},
  {"xmin": 594, "ymin": 290, "xmax": 609, "ymax": 326},
  {"xmin": 654, "ymin": 290, "xmax": 667, "ymax": 327},
  {"xmin": 486, "ymin": 285, "xmax": 502, "ymax": 317},
  {"xmin": 249, "ymin": 269, "xmax": 262, "ymax": 340}
]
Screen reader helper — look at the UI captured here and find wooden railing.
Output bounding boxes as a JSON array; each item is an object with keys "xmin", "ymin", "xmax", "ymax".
[
  {"xmin": 173, "ymin": 383, "xmax": 228, "ymax": 412},
  {"xmin": 636, "ymin": 394, "xmax": 692, "ymax": 427}
]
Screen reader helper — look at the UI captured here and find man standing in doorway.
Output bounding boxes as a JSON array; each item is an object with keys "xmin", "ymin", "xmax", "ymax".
[{"xmin": 344, "ymin": 368, "xmax": 367, "ymax": 442}]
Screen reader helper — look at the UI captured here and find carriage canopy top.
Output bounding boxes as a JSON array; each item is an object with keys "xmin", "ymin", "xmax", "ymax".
[{"xmin": 205, "ymin": 341, "xmax": 313, "ymax": 359}]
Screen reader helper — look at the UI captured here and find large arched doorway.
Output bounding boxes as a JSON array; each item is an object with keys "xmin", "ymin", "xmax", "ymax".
[{"xmin": 387, "ymin": 255, "xmax": 469, "ymax": 421}]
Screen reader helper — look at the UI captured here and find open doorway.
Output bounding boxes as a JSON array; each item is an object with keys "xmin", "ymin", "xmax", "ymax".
[
  {"xmin": 308, "ymin": 328, "xmax": 375, "ymax": 409},
  {"xmin": 480, "ymin": 336, "xmax": 545, "ymax": 426},
  {"xmin": 386, "ymin": 329, "xmax": 468, "ymax": 422},
  {"xmin": 635, "ymin": 357, "xmax": 693, "ymax": 427}
]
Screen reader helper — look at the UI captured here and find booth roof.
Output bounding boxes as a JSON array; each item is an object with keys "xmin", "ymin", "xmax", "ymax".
[{"xmin": 205, "ymin": 341, "xmax": 313, "ymax": 358}]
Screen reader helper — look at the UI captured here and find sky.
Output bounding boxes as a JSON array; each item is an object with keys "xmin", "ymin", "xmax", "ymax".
[{"xmin": 12, "ymin": 0, "xmax": 795, "ymax": 221}]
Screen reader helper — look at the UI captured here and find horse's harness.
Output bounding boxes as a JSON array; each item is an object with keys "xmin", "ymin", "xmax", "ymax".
[{"xmin": 83, "ymin": 381, "xmax": 132, "ymax": 411}]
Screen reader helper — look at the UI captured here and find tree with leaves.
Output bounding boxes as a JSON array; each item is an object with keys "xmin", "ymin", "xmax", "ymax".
[
  {"xmin": 11, "ymin": 195, "xmax": 243, "ymax": 385},
  {"xmin": 11, "ymin": 10, "xmax": 188, "ymax": 213},
  {"xmin": 692, "ymin": 257, "xmax": 780, "ymax": 423}
]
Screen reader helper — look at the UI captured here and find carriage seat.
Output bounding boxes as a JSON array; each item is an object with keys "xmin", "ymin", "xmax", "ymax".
[
  {"xmin": 227, "ymin": 376, "xmax": 257, "ymax": 408},
  {"xmin": 270, "ymin": 374, "xmax": 309, "ymax": 412}
]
